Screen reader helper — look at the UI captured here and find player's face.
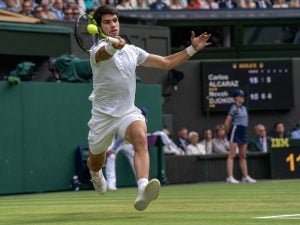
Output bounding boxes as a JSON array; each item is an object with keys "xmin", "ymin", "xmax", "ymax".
[
  {"xmin": 100, "ymin": 14, "xmax": 120, "ymax": 37},
  {"xmin": 235, "ymin": 96, "xmax": 245, "ymax": 104}
]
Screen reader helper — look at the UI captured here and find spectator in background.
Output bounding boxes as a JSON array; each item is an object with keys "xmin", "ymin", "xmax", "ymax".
[
  {"xmin": 224, "ymin": 89, "xmax": 256, "ymax": 184},
  {"xmin": 84, "ymin": 0, "xmax": 99, "ymax": 13},
  {"xmin": 202, "ymin": 0, "xmax": 219, "ymax": 9},
  {"xmin": 33, "ymin": 5, "xmax": 44, "ymax": 19},
  {"xmin": 255, "ymin": 0, "xmax": 272, "ymax": 8},
  {"xmin": 219, "ymin": 0, "xmax": 236, "ymax": 8},
  {"xmin": 64, "ymin": 6, "xmax": 75, "ymax": 20},
  {"xmin": 212, "ymin": 124, "xmax": 229, "ymax": 154},
  {"xmin": 2, "ymin": 0, "xmax": 21, "ymax": 12},
  {"xmin": 239, "ymin": 0, "xmax": 256, "ymax": 8},
  {"xmin": 186, "ymin": 131, "xmax": 206, "ymax": 155},
  {"xmin": 20, "ymin": 0, "xmax": 34, "ymax": 16},
  {"xmin": 248, "ymin": 124, "xmax": 271, "ymax": 153},
  {"xmin": 289, "ymin": 0, "xmax": 300, "ymax": 7},
  {"xmin": 40, "ymin": 3, "xmax": 56, "ymax": 20},
  {"xmin": 133, "ymin": 0, "xmax": 149, "ymax": 9},
  {"xmin": 26, "ymin": 0, "xmax": 39, "ymax": 11},
  {"xmin": 290, "ymin": 123, "xmax": 300, "ymax": 139},
  {"xmin": 272, "ymin": 122, "xmax": 288, "ymax": 138},
  {"xmin": 200, "ymin": 128, "xmax": 213, "ymax": 154},
  {"xmin": 65, "ymin": 0, "xmax": 86, "ymax": 14},
  {"xmin": 153, "ymin": 128, "xmax": 183, "ymax": 155},
  {"xmin": 169, "ymin": 0, "xmax": 183, "ymax": 8},
  {"xmin": 0, "ymin": 0, "xmax": 6, "ymax": 9},
  {"xmin": 106, "ymin": 0, "xmax": 117, "ymax": 7},
  {"xmin": 116, "ymin": 0, "xmax": 133, "ymax": 9},
  {"xmin": 72, "ymin": 5, "xmax": 80, "ymax": 19},
  {"xmin": 50, "ymin": 0, "xmax": 64, "ymax": 20},
  {"xmin": 185, "ymin": 0, "xmax": 201, "ymax": 8},
  {"xmin": 78, "ymin": 0, "xmax": 87, "ymax": 14},
  {"xmin": 174, "ymin": 127, "xmax": 190, "ymax": 153},
  {"xmin": 272, "ymin": 0, "xmax": 289, "ymax": 8},
  {"xmin": 149, "ymin": 0, "xmax": 168, "ymax": 9}
]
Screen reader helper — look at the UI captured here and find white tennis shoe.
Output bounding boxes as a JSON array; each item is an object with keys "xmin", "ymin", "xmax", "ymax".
[
  {"xmin": 226, "ymin": 176, "xmax": 240, "ymax": 184},
  {"xmin": 90, "ymin": 170, "xmax": 107, "ymax": 195},
  {"xmin": 107, "ymin": 184, "xmax": 117, "ymax": 191},
  {"xmin": 134, "ymin": 179, "xmax": 160, "ymax": 211},
  {"xmin": 242, "ymin": 175, "xmax": 257, "ymax": 183}
]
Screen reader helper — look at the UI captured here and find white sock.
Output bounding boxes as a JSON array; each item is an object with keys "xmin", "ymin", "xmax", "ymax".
[
  {"xmin": 137, "ymin": 178, "xmax": 148, "ymax": 194},
  {"xmin": 90, "ymin": 169, "xmax": 102, "ymax": 178}
]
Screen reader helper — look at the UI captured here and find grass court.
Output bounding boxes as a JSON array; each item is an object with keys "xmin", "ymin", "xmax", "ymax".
[{"xmin": 0, "ymin": 179, "xmax": 299, "ymax": 225}]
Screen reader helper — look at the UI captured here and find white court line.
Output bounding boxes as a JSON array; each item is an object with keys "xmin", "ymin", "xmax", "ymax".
[{"xmin": 255, "ymin": 214, "xmax": 300, "ymax": 219}]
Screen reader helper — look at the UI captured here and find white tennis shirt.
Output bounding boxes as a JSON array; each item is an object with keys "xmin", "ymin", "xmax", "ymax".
[{"xmin": 89, "ymin": 41, "xmax": 149, "ymax": 117}]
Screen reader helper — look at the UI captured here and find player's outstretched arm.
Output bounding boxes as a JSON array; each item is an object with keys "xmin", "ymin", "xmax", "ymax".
[{"xmin": 141, "ymin": 32, "xmax": 211, "ymax": 70}]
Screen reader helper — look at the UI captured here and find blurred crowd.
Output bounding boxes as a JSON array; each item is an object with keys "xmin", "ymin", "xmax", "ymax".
[
  {"xmin": 163, "ymin": 121, "xmax": 300, "ymax": 156},
  {"xmin": 0, "ymin": 0, "xmax": 299, "ymax": 22}
]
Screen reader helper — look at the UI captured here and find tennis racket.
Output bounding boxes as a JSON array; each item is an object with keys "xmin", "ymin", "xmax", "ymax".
[{"xmin": 74, "ymin": 13, "xmax": 119, "ymax": 53}]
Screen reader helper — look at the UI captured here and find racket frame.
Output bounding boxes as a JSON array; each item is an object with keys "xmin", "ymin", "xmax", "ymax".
[{"xmin": 74, "ymin": 13, "xmax": 119, "ymax": 53}]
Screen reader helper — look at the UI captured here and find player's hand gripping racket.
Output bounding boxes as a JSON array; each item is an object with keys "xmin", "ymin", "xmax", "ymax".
[{"xmin": 74, "ymin": 13, "xmax": 119, "ymax": 53}]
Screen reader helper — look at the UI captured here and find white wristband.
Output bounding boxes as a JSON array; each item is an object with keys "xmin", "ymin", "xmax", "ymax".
[
  {"xmin": 105, "ymin": 43, "xmax": 117, "ymax": 55},
  {"xmin": 186, "ymin": 45, "xmax": 197, "ymax": 57}
]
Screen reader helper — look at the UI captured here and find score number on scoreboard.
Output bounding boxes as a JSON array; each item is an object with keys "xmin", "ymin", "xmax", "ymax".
[
  {"xmin": 271, "ymin": 139, "xmax": 300, "ymax": 179},
  {"xmin": 202, "ymin": 59, "xmax": 294, "ymax": 112}
]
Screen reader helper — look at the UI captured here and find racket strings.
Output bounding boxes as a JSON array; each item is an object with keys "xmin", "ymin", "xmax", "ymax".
[{"xmin": 74, "ymin": 14, "xmax": 98, "ymax": 52}]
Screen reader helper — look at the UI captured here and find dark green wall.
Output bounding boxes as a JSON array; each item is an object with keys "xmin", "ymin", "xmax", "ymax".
[{"xmin": 0, "ymin": 81, "xmax": 162, "ymax": 194}]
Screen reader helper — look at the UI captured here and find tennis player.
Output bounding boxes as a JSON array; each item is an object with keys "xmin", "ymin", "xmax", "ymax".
[
  {"xmin": 224, "ymin": 89, "xmax": 256, "ymax": 184},
  {"xmin": 87, "ymin": 5, "xmax": 211, "ymax": 211}
]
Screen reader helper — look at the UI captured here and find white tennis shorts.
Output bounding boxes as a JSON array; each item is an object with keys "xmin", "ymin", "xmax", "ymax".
[{"xmin": 87, "ymin": 107, "xmax": 145, "ymax": 155}]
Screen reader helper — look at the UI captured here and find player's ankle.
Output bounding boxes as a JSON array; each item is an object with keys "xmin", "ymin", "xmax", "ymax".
[{"xmin": 137, "ymin": 178, "xmax": 148, "ymax": 194}]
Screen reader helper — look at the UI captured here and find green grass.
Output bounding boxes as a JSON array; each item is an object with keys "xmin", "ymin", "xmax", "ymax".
[{"xmin": 0, "ymin": 180, "xmax": 299, "ymax": 225}]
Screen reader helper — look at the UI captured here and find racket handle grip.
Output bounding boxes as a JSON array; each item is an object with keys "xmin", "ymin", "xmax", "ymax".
[{"xmin": 107, "ymin": 37, "xmax": 119, "ymax": 44}]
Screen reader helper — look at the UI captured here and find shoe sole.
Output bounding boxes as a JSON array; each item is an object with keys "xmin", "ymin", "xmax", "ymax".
[
  {"xmin": 134, "ymin": 179, "xmax": 160, "ymax": 211},
  {"xmin": 227, "ymin": 181, "xmax": 240, "ymax": 184}
]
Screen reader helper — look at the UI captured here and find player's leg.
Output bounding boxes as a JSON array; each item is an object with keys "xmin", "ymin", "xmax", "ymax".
[
  {"xmin": 239, "ymin": 144, "xmax": 256, "ymax": 183},
  {"xmin": 238, "ymin": 143, "xmax": 248, "ymax": 177},
  {"xmin": 122, "ymin": 144, "xmax": 135, "ymax": 176},
  {"xmin": 118, "ymin": 109, "xmax": 160, "ymax": 211},
  {"xmin": 226, "ymin": 142, "xmax": 239, "ymax": 183},
  {"xmin": 88, "ymin": 151, "xmax": 106, "ymax": 172},
  {"xmin": 124, "ymin": 120, "xmax": 160, "ymax": 211},
  {"xmin": 105, "ymin": 150, "xmax": 117, "ymax": 191},
  {"xmin": 125, "ymin": 120, "xmax": 149, "ymax": 185},
  {"xmin": 88, "ymin": 151, "xmax": 108, "ymax": 194},
  {"xmin": 87, "ymin": 113, "xmax": 116, "ymax": 194}
]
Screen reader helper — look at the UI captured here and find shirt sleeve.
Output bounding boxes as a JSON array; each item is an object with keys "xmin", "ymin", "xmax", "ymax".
[
  {"xmin": 228, "ymin": 104, "xmax": 236, "ymax": 116},
  {"xmin": 134, "ymin": 46, "xmax": 150, "ymax": 66},
  {"xmin": 89, "ymin": 40, "xmax": 106, "ymax": 65}
]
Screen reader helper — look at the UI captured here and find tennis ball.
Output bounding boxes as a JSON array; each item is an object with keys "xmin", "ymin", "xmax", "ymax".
[{"xmin": 87, "ymin": 24, "xmax": 98, "ymax": 35}]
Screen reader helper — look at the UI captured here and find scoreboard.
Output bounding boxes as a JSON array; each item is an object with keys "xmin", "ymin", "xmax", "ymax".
[
  {"xmin": 202, "ymin": 59, "xmax": 294, "ymax": 112},
  {"xmin": 270, "ymin": 139, "xmax": 300, "ymax": 179}
]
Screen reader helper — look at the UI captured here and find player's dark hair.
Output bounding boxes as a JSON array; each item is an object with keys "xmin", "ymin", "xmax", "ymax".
[{"xmin": 93, "ymin": 5, "xmax": 118, "ymax": 26}]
